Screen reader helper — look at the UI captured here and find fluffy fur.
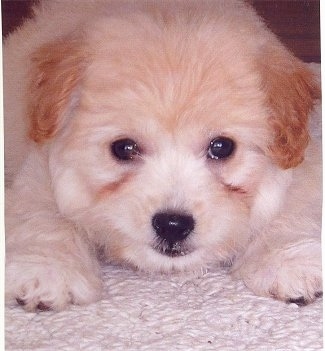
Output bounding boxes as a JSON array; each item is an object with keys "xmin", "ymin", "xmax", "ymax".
[{"xmin": 4, "ymin": 0, "xmax": 322, "ymax": 312}]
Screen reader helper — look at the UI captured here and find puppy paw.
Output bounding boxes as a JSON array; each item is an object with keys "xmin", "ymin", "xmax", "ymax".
[
  {"xmin": 233, "ymin": 240, "xmax": 322, "ymax": 305},
  {"xmin": 6, "ymin": 257, "xmax": 102, "ymax": 312}
]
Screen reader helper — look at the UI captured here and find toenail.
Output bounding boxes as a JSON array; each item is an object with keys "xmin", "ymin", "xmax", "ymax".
[
  {"xmin": 16, "ymin": 298, "xmax": 26, "ymax": 306},
  {"xmin": 286, "ymin": 296, "xmax": 307, "ymax": 306},
  {"xmin": 37, "ymin": 302, "xmax": 51, "ymax": 311}
]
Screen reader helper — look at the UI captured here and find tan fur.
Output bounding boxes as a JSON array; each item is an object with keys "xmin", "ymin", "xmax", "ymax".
[
  {"xmin": 259, "ymin": 46, "xmax": 321, "ymax": 168},
  {"xmin": 28, "ymin": 39, "xmax": 87, "ymax": 142},
  {"xmin": 5, "ymin": 0, "xmax": 321, "ymax": 311}
]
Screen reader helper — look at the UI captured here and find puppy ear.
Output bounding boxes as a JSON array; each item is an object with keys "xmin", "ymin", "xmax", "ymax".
[
  {"xmin": 28, "ymin": 38, "xmax": 86, "ymax": 143},
  {"xmin": 260, "ymin": 45, "xmax": 320, "ymax": 169}
]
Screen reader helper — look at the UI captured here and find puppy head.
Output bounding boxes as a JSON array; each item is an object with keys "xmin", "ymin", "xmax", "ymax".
[{"xmin": 27, "ymin": 2, "xmax": 319, "ymax": 272}]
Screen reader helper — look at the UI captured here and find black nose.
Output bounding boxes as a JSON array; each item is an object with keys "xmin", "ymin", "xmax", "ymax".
[{"xmin": 152, "ymin": 212, "xmax": 195, "ymax": 244}]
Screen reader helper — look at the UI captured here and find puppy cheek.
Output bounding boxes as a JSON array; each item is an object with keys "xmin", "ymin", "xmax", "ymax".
[
  {"xmin": 249, "ymin": 167, "xmax": 293, "ymax": 231},
  {"xmin": 217, "ymin": 151, "xmax": 269, "ymax": 203},
  {"xmin": 190, "ymin": 186, "xmax": 250, "ymax": 242},
  {"xmin": 52, "ymin": 168, "xmax": 94, "ymax": 217},
  {"xmin": 96, "ymin": 172, "xmax": 133, "ymax": 201}
]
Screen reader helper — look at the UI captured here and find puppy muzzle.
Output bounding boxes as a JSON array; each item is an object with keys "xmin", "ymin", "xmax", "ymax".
[{"xmin": 151, "ymin": 211, "xmax": 195, "ymax": 257}]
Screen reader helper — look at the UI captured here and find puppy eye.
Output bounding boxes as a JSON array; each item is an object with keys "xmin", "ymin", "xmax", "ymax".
[
  {"xmin": 111, "ymin": 138, "xmax": 140, "ymax": 161},
  {"xmin": 207, "ymin": 137, "xmax": 235, "ymax": 160}
]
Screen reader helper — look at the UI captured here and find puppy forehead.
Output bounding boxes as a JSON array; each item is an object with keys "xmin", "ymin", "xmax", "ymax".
[
  {"xmin": 76, "ymin": 16, "xmax": 269, "ymax": 143},
  {"xmin": 80, "ymin": 61, "xmax": 267, "ymax": 135},
  {"xmin": 78, "ymin": 89, "xmax": 265, "ymax": 146}
]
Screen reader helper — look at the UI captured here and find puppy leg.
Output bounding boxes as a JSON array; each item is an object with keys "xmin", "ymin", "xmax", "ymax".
[
  {"xmin": 232, "ymin": 217, "xmax": 322, "ymax": 305},
  {"xmin": 6, "ymin": 227, "xmax": 102, "ymax": 312},
  {"xmin": 5, "ymin": 155, "xmax": 102, "ymax": 312}
]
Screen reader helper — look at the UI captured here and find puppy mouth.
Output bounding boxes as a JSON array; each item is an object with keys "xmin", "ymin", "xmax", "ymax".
[{"xmin": 153, "ymin": 240, "xmax": 193, "ymax": 257}]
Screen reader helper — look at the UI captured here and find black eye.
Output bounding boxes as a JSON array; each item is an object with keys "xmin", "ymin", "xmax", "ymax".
[
  {"xmin": 111, "ymin": 138, "xmax": 140, "ymax": 161},
  {"xmin": 208, "ymin": 137, "xmax": 235, "ymax": 160}
]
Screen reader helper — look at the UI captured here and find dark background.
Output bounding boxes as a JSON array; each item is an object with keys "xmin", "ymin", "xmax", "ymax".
[{"xmin": 1, "ymin": 0, "xmax": 321, "ymax": 63}]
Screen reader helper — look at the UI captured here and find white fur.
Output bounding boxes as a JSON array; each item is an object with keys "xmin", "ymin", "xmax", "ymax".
[{"xmin": 5, "ymin": 0, "xmax": 322, "ymax": 311}]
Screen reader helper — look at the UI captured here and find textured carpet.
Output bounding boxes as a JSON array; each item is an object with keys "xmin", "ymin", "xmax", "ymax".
[{"xmin": 5, "ymin": 263, "xmax": 323, "ymax": 351}]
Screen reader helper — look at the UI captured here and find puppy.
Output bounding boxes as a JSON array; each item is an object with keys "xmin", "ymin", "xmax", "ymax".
[{"xmin": 5, "ymin": 0, "xmax": 322, "ymax": 312}]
